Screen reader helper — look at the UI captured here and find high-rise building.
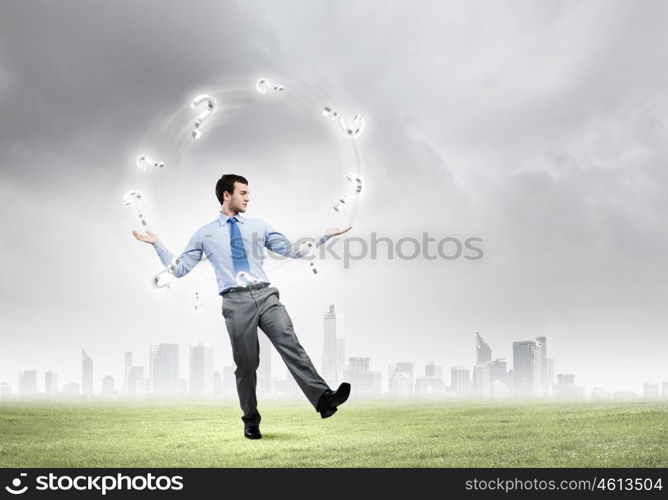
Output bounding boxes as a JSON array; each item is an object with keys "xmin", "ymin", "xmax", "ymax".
[
  {"xmin": 476, "ymin": 332, "xmax": 491, "ymax": 365},
  {"xmin": 489, "ymin": 358, "xmax": 508, "ymax": 385},
  {"xmin": 322, "ymin": 304, "xmax": 345, "ymax": 386},
  {"xmin": 177, "ymin": 378, "xmax": 188, "ymax": 395},
  {"xmin": 19, "ymin": 370, "xmax": 37, "ymax": 399},
  {"xmin": 257, "ymin": 334, "xmax": 272, "ymax": 395},
  {"xmin": 472, "ymin": 364, "xmax": 491, "ymax": 398},
  {"xmin": 535, "ymin": 336, "xmax": 554, "ymax": 396},
  {"xmin": 425, "ymin": 361, "xmax": 443, "ymax": 380},
  {"xmin": 554, "ymin": 373, "xmax": 584, "ymax": 400},
  {"xmin": 0, "ymin": 382, "xmax": 11, "ymax": 400},
  {"xmin": 343, "ymin": 357, "xmax": 382, "ymax": 397},
  {"xmin": 63, "ymin": 382, "xmax": 80, "ymax": 396},
  {"xmin": 513, "ymin": 340, "xmax": 537, "ymax": 397},
  {"xmin": 643, "ymin": 382, "xmax": 660, "ymax": 400},
  {"xmin": 102, "ymin": 376, "xmax": 115, "ymax": 395},
  {"xmin": 388, "ymin": 362, "xmax": 414, "ymax": 398},
  {"xmin": 414, "ymin": 362, "xmax": 446, "ymax": 398},
  {"xmin": 214, "ymin": 371, "xmax": 223, "ymax": 398},
  {"xmin": 336, "ymin": 338, "xmax": 346, "ymax": 384},
  {"xmin": 81, "ymin": 349, "xmax": 93, "ymax": 395},
  {"xmin": 45, "ymin": 370, "xmax": 58, "ymax": 394},
  {"xmin": 272, "ymin": 368, "xmax": 301, "ymax": 399},
  {"xmin": 222, "ymin": 366, "xmax": 236, "ymax": 398},
  {"xmin": 150, "ymin": 343, "xmax": 179, "ymax": 395},
  {"xmin": 127, "ymin": 366, "xmax": 144, "ymax": 396},
  {"xmin": 123, "ymin": 352, "xmax": 133, "ymax": 394},
  {"xmin": 189, "ymin": 343, "xmax": 214, "ymax": 398},
  {"xmin": 451, "ymin": 366, "xmax": 471, "ymax": 398}
]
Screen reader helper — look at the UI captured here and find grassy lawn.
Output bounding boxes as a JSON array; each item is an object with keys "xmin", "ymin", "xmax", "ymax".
[{"xmin": 0, "ymin": 400, "xmax": 665, "ymax": 467}]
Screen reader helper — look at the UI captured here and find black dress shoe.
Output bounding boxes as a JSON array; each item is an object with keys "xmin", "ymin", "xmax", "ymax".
[
  {"xmin": 244, "ymin": 425, "xmax": 262, "ymax": 439},
  {"xmin": 317, "ymin": 382, "xmax": 351, "ymax": 418}
]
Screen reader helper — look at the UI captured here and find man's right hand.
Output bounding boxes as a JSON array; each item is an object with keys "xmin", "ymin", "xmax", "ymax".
[{"xmin": 132, "ymin": 230, "xmax": 158, "ymax": 244}]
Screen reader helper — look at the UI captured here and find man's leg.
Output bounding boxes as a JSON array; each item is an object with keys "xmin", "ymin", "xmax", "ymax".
[
  {"xmin": 222, "ymin": 291, "xmax": 261, "ymax": 426},
  {"xmin": 254, "ymin": 287, "xmax": 330, "ymax": 408}
]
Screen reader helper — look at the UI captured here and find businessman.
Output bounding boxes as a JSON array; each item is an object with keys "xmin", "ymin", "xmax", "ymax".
[{"xmin": 133, "ymin": 174, "xmax": 351, "ymax": 439}]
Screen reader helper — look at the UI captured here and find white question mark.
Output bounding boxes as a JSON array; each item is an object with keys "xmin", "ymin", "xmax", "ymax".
[
  {"xmin": 333, "ymin": 173, "xmax": 364, "ymax": 213},
  {"xmin": 123, "ymin": 190, "xmax": 151, "ymax": 229},
  {"xmin": 136, "ymin": 155, "xmax": 164, "ymax": 171},
  {"xmin": 295, "ymin": 240, "xmax": 318, "ymax": 275},
  {"xmin": 152, "ymin": 258, "xmax": 179, "ymax": 289},
  {"xmin": 235, "ymin": 271, "xmax": 262, "ymax": 287},
  {"xmin": 322, "ymin": 106, "xmax": 365, "ymax": 138},
  {"xmin": 190, "ymin": 94, "xmax": 216, "ymax": 139},
  {"xmin": 256, "ymin": 78, "xmax": 284, "ymax": 94}
]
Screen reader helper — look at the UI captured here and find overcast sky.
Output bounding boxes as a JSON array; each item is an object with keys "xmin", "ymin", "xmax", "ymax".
[{"xmin": 1, "ymin": 0, "xmax": 667, "ymax": 394}]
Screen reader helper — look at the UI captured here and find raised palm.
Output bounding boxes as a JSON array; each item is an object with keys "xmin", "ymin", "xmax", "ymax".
[
  {"xmin": 132, "ymin": 230, "xmax": 158, "ymax": 244},
  {"xmin": 326, "ymin": 226, "xmax": 352, "ymax": 237}
]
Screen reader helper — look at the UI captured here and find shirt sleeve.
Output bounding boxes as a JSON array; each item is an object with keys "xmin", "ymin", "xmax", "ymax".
[
  {"xmin": 152, "ymin": 231, "xmax": 204, "ymax": 278},
  {"xmin": 264, "ymin": 222, "xmax": 332, "ymax": 259}
]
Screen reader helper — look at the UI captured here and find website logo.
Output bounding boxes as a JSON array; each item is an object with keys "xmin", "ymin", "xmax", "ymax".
[{"xmin": 5, "ymin": 473, "xmax": 28, "ymax": 495}]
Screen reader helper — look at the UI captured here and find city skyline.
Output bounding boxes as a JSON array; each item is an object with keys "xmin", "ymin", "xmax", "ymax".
[{"xmin": 2, "ymin": 307, "xmax": 665, "ymax": 401}]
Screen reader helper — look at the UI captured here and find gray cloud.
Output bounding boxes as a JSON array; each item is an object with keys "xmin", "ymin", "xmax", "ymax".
[{"xmin": 1, "ymin": 0, "xmax": 666, "ymax": 393}]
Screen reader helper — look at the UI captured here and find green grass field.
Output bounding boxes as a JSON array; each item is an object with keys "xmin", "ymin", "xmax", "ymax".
[{"xmin": 0, "ymin": 400, "xmax": 666, "ymax": 467}]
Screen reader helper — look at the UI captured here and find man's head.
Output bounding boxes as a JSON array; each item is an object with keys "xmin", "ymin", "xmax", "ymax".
[{"xmin": 216, "ymin": 174, "xmax": 249, "ymax": 213}]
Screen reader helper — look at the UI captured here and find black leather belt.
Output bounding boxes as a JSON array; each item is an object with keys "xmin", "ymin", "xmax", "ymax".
[{"xmin": 221, "ymin": 282, "xmax": 269, "ymax": 295}]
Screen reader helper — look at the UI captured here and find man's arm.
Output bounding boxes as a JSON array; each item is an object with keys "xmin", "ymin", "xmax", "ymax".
[
  {"xmin": 132, "ymin": 230, "xmax": 203, "ymax": 278},
  {"xmin": 263, "ymin": 224, "xmax": 352, "ymax": 258}
]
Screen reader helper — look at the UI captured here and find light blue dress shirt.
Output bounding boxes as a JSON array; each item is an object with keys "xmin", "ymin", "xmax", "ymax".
[{"xmin": 152, "ymin": 212, "xmax": 331, "ymax": 295}]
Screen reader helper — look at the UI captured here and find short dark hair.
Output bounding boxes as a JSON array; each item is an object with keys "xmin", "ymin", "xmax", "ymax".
[{"xmin": 215, "ymin": 174, "xmax": 248, "ymax": 204}]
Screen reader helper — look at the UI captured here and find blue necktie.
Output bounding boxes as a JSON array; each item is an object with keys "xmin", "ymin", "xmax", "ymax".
[{"xmin": 228, "ymin": 216, "xmax": 251, "ymax": 274}]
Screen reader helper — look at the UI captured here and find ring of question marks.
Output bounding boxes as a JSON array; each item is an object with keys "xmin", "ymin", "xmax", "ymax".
[{"xmin": 126, "ymin": 75, "xmax": 368, "ymax": 309}]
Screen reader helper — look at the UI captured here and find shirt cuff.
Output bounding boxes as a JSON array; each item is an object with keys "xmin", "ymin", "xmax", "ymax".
[{"xmin": 316, "ymin": 233, "xmax": 332, "ymax": 246}]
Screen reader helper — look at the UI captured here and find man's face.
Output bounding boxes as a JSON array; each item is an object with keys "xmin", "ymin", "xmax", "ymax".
[{"xmin": 227, "ymin": 182, "xmax": 249, "ymax": 213}]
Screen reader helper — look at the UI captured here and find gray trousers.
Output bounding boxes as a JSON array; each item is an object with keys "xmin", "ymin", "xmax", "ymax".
[{"xmin": 222, "ymin": 285, "xmax": 330, "ymax": 426}]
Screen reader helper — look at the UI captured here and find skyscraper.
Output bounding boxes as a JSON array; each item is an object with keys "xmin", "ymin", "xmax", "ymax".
[
  {"xmin": 81, "ymin": 349, "xmax": 93, "ymax": 395},
  {"xmin": 123, "ymin": 352, "xmax": 133, "ymax": 394},
  {"xmin": 415, "ymin": 362, "xmax": 446, "ymax": 398},
  {"xmin": 425, "ymin": 361, "xmax": 443, "ymax": 380},
  {"xmin": 150, "ymin": 343, "xmax": 179, "ymax": 395},
  {"xmin": 45, "ymin": 370, "xmax": 58, "ymax": 394},
  {"xmin": 19, "ymin": 370, "xmax": 37, "ymax": 399},
  {"xmin": 222, "ymin": 365, "xmax": 236, "ymax": 398},
  {"xmin": 489, "ymin": 358, "xmax": 508, "ymax": 385},
  {"xmin": 472, "ymin": 364, "xmax": 491, "ymax": 398},
  {"xmin": 322, "ymin": 304, "xmax": 341, "ymax": 386},
  {"xmin": 476, "ymin": 332, "xmax": 492, "ymax": 365},
  {"xmin": 102, "ymin": 375, "xmax": 115, "ymax": 395},
  {"xmin": 643, "ymin": 382, "xmax": 660, "ymax": 400},
  {"xmin": 513, "ymin": 340, "xmax": 538, "ymax": 397},
  {"xmin": 388, "ymin": 362, "xmax": 414, "ymax": 398},
  {"xmin": 343, "ymin": 357, "xmax": 382, "ymax": 397},
  {"xmin": 451, "ymin": 366, "xmax": 471, "ymax": 398},
  {"xmin": 0, "ymin": 382, "xmax": 10, "ymax": 401},
  {"xmin": 127, "ymin": 366, "xmax": 145, "ymax": 396},
  {"xmin": 535, "ymin": 336, "xmax": 554, "ymax": 396},
  {"xmin": 554, "ymin": 373, "xmax": 584, "ymax": 399},
  {"xmin": 189, "ymin": 343, "xmax": 214, "ymax": 398}
]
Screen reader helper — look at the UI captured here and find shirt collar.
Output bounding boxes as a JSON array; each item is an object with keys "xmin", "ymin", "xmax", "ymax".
[{"xmin": 217, "ymin": 212, "xmax": 244, "ymax": 226}]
